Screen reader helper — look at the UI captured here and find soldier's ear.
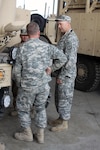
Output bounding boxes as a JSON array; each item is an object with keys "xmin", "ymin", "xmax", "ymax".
[{"xmin": 38, "ymin": 31, "xmax": 40, "ymax": 36}]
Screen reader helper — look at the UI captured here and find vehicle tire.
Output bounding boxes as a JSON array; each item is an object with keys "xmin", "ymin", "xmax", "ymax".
[
  {"xmin": 75, "ymin": 56, "xmax": 100, "ymax": 92},
  {"xmin": 0, "ymin": 88, "xmax": 5, "ymax": 102},
  {"xmin": 0, "ymin": 88, "xmax": 5, "ymax": 118},
  {"xmin": 31, "ymin": 14, "xmax": 46, "ymax": 32}
]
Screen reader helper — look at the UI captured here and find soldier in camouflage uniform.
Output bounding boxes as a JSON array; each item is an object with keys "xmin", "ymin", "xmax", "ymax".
[
  {"xmin": 11, "ymin": 30, "xmax": 29, "ymax": 116},
  {"xmin": 50, "ymin": 15, "xmax": 79, "ymax": 132},
  {"xmin": 13, "ymin": 22, "xmax": 67, "ymax": 143}
]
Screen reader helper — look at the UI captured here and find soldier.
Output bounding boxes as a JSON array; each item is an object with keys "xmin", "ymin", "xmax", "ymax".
[
  {"xmin": 13, "ymin": 22, "xmax": 67, "ymax": 144},
  {"xmin": 11, "ymin": 30, "xmax": 29, "ymax": 116},
  {"xmin": 11, "ymin": 29, "xmax": 52, "ymax": 117},
  {"xmin": 49, "ymin": 15, "xmax": 79, "ymax": 132}
]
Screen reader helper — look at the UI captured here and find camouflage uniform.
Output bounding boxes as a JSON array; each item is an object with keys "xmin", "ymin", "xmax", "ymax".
[
  {"xmin": 55, "ymin": 29, "xmax": 79, "ymax": 120},
  {"xmin": 13, "ymin": 38, "xmax": 67, "ymax": 128},
  {"xmin": 12, "ymin": 43, "xmax": 23, "ymax": 109}
]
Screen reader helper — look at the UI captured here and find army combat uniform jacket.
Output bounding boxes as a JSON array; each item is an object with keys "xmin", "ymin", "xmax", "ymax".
[
  {"xmin": 57, "ymin": 30, "xmax": 79, "ymax": 80},
  {"xmin": 13, "ymin": 38, "xmax": 67, "ymax": 89}
]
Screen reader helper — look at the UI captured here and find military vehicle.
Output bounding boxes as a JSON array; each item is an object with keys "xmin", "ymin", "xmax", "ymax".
[
  {"xmin": 31, "ymin": 0, "xmax": 100, "ymax": 92},
  {"xmin": 0, "ymin": 0, "xmax": 30, "ymax": 116}
]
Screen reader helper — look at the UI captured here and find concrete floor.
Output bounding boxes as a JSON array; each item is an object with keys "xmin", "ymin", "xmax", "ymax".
[{"xmin": 0, "ymin": 78, "xmax": 100, "ymax": 150}]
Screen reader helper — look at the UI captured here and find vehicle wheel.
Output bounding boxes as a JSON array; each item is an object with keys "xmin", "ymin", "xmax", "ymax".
[
  {"xmin": 0, "ymin": 88, "xmax": 5, "ymax": 101},
  {"xmin": 75, "ymin": 56, "xmax": 100, "ymax": 92},
  {"xmin": 0, "ymin": 88, "xmax": 5, "ymax": 118},
  {"xmin": 31, "ymin": 14, "xmax": 46, "ymax": 32}
]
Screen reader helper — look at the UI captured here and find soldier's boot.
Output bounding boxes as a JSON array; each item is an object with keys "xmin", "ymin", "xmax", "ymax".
[
  {"xmin": 14, "ymin": 127, "xmax": 33, "ymax": 141},
  {"xmin": 34, "ymin": 128, "xmax": 44, "ymax": 144},
  {"xmin": 48, "ymin": 117, "xmax": 62, "ymax": 126},
  {"xmin": 0, "ymin": 143, "xmax": 5, "ymax": 150},
  {"xmin": 50, "ymin": 120, "xmax": 68, "ymax": 132}
]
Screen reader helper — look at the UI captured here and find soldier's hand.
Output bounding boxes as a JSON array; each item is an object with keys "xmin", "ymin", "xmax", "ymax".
[
  {"xmin": 56, "ymin": 78, "xmax": 63, "ymax": 84},
  {"xmin": 46, "ymin": 67, "xmax": 52, "ymax": 75}
]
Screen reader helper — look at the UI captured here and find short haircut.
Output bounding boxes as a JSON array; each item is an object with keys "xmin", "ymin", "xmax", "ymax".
[{"xmin": 26, "ymin": 22, "xmax": 40, "ymax": 35}]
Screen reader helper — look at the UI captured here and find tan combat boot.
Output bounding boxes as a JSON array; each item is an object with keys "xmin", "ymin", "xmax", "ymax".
[
  {"xmin": 48, "ymin": 117, "xmax": 62, "ymax": 126},
  {"xmin": 34, "ymin": 128, "xmax": 44, "ymax": 144},
  {"xmin": 0, "ymin": 143, "xmax": 5, "ymax": 150},
  {"xmin": 14, "ymin": 127, "xmax": 33, "ymax": 141},
  {"xmin": 50, "ymin": 120, "xmax": 68, "ymax": 132}
]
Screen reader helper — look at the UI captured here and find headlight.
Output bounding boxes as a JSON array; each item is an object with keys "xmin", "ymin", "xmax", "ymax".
[{"xmin": 0, "ymin": 70, "xmax": 5, "ymax": 81}]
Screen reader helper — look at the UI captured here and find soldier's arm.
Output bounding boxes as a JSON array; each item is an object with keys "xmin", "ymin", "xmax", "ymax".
[
  {"xmin": 49, "ymin": 45, "xmax": 67, "ymax": 72},
  {"xmin": 13, "ymin": 47, "xmax": 22, "ymax": 87}
]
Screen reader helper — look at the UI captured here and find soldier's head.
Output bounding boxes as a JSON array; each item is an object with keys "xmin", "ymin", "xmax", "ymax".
[
  {"xmin": 55, "ymin": 15, "xmax": 71, "ymax": 33},
  {"xmin": 26, "ymin": 22, "xmax": 40, "ymax": 38},
  {"xmin": 20, "ymin": 29, "xmax": 29, "ymax": 42}
]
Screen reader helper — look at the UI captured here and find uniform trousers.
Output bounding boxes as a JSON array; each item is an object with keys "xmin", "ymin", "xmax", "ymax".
[
  {"xmin": 16, "ymin": 84, "xmax": 50, "ymax": 128},
  {"xmin": 55, "ymin": 76, "xmax": 75, "ymax": 120}
]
